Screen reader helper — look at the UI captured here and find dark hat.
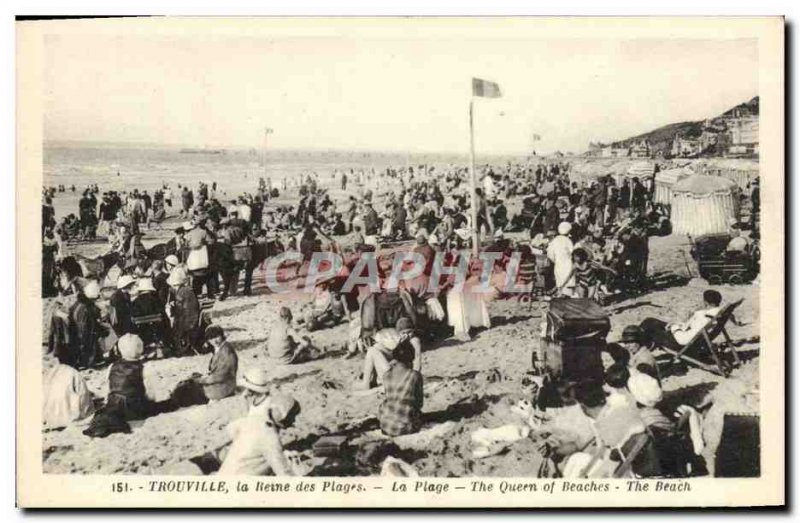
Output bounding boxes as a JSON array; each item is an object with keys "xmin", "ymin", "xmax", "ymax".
[
  {"xmin": 620, "ymin": 325, "xmax": 644, "ymax": 344},
  {"xmin": 204, "ymin": 324, "xmax": 225, "ymax": 341}
]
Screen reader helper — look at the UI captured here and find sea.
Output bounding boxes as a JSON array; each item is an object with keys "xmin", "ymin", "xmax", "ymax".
[
  {"xmin": 43, "ymin": 143, "xmax": 535, "ymax": 220},
  {"xmin": 42, "ymin": 143, "xmax": 498, "ymax": 220}
]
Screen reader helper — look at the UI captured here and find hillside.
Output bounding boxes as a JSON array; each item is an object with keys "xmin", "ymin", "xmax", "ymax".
[{"xmin": 604, "ymin": 96, "xmax": 759, "ymax": 157}]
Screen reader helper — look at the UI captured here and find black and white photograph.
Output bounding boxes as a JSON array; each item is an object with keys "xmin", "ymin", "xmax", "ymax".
[{"xmin": 16, "ymin": 16, "xmax": 784, "ymax": 508}]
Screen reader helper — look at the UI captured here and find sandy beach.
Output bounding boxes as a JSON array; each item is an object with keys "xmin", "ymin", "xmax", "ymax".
[{"xmin": 40, "ymin": 167, "xmax": 760, "ymax": 477}]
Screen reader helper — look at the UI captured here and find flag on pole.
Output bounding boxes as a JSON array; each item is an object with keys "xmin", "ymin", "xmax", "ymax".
[{"xmin": 472, "ymin": 77, "xmax": 502, "ymax": 98}]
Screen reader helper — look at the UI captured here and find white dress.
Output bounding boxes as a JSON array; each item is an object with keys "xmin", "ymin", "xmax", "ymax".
[{"xmin": 547, "ymin": 234, "xmax": 575, "ymax": 289}]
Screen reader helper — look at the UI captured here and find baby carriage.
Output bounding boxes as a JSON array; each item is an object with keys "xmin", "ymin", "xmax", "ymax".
[{"xmin": 690, "ymin": 234, "xmax": 760, "ymax": 285}]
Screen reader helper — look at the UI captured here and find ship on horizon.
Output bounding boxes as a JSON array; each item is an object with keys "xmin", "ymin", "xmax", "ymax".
[{"xmin": 179, "ymin": 147, "xmax": 226, "ymax": 155}]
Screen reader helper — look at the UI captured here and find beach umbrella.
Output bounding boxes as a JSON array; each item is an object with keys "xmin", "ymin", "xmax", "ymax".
[{"xmin": 671, "ymin": 174, "xmax": 740, "ymax": 236}]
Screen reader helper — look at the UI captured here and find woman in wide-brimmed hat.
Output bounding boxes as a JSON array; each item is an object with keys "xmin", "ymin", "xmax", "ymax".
[
  {"xmin": 83, "ymin": 334, "xmax": 153, "ymax": 439},
  {"xmin": 218, "ymin": 371, "xmax": 306, "ymax": 476}
]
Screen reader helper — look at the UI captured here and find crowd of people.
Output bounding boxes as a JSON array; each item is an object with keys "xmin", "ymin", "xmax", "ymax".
[{"xmin": 41, "ymin": 157, "xmax": 753, "ymax": 478}]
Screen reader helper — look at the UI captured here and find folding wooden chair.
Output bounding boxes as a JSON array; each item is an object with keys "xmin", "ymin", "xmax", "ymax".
[
  {"xmin": 656, "ymin": 299, "xmax": 744, "ymax": 377},
  {"xmin": 574, "ymin": 432, "xmax": 652, "ymax": 478}
]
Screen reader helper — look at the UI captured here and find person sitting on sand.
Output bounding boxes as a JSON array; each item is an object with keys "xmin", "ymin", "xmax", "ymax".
[
  {"xmin": 267, "ymin": 307, "xmax": 317, "ymax": 364},
  {"xmin": 131, "ymin": 277, "xmax": 171, "ymax": 351},
  {"xmin": 196, "ymin": 325, "xmax": 238, "ymax": 400},
  {"xmin": 627, "ymin": 370, "xmax": 700, "ymax": 477},
  {"xmin": 638, "ymin": 290, "xmax": 724, "ymax": 352},
  {"xmin": 170, "ymin": 325, "xmax": 238, "ymax": 407},
  {"xmin": 379, "ymin": 338, "xmax": 424, "ymax": 437},
  {"xmin": 110, "ymin": 274, "xmax": 137, "ymax": 338},
  {"xmin": 355, "ymin": 317, "xmax": 422, "ymax": 391},
  {"xmin": 303, "ymin": 276, "xmax": 350, "ymax": 332},
  {"xmin": 617, "ymin": 325, "xmax": 660, "ymax": 381},
  {"xmin": 603, "ymin": 362, "xmax": 635, "ymax": 409},
  {"xmin": 218, "ymin": 371, "xmax": 308, "ymax": 476},
  {"xmin": 83, "ymin": 334, "xmax": 152, "ymax": 438}
]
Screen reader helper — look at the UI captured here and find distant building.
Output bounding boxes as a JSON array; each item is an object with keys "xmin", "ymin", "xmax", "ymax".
[
  {"xmin": 726, "ymin": 116, "xmax": 759, "ymax": 157},
  {"xmin": 601, "ymin": 146, "xmax": 629, "ymax": 158},
  {"xmin": 670, "ymin": 136, "xmax": 702, "ymax": 158},
  {"xmin": 699, "ymin": 131, "xmax": 719, "ymax": 153},
  {"xmin": 629, "ymin": 140, "xmax": 651, "ymax": 158}
]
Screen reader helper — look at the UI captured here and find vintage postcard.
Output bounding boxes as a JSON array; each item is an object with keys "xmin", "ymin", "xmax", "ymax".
[{"xmin": 17, "ymin": 17, "xmax": 784, "ymax": 508}]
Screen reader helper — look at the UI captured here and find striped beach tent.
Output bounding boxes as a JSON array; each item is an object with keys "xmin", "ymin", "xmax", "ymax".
[
  {"xmin": 626, "ymin": 160, "xmax": 655, "ymax": 178},
  {"xmin": 703, "ymin": 158, "xmax": 759, "ymax": 189},
  {"xmin": 671, "ymin": 175, "xmax": 740, "ymax": 236},
  {"xmin": 654, "ymin": 166, "xmax": 694, "ymax": 205}
]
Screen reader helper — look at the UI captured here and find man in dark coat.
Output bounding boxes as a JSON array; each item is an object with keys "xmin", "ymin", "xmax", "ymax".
[
  {"xmin": 631, "ymin": 177, "xmax": 647, "ymax": 213},
  {"xmin": 215, "ymin": 226, "xmax": 238, "ymax": 300},
  {"xmin": 542, "ymin": 195, "xmax": 561, "ymax": 235},
  {"xmin": 620, "ymin": 179, "xmax": 631, "ymax": 211},
  {"xmin": 363, "ymin": 202, "xmax": 379, "ymax": 236},
  {"xmin": 591, "ymin": 178, "xmax": 608, "ymax": 228}
]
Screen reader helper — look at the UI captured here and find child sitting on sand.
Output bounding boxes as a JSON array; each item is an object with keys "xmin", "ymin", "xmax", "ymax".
[
  {"xmin": 379, "ymin": 339, "xmax": 424, "ymax": 437},
  {"xmin": 355, "ymin": 317, "xmax": 422, "ymax": 392},
  {"xmin": 267, "ymin": 307, "xmax": 318, "ymax": 364}
]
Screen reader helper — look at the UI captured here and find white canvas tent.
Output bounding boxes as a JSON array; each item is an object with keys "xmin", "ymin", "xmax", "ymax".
[
  {"xmin": 671, "ymin": 175, "xmax": 740, "ymax": 236},
  {"xmin": 699, "ymin": 158, "xmax": 758, "ymax": 189},
  {"xmin": 654, "ymin": 166, "xmax": 694, "ymax": 205}
]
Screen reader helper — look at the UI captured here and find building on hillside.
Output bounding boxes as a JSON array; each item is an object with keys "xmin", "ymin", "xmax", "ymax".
[
  {"xmin": 670, "ymin": 136, "xmax": 702, "ymax": 158},
  {"xmin": 726, "ymin": 116, "xmax": 759, "ymax": 157},
  {"xmin": 586, "ymin": 142, "xmax": 606, "ymax": 157},
  {"xmin": 629, "ymin": 140, "xmax": 651, "ymax": 158},
  {"xmin": 600, "ymin": 146, "xmax": 629, "ymax": 158},
  {"xmin": 699, "ymin": 131, "xmax": 720, "ymax": 153}
]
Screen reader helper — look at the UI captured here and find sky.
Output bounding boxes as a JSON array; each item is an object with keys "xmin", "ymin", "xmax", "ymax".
[{"xmin": 43, "ymin": 32, "xmax": 758, "ymax": 155}]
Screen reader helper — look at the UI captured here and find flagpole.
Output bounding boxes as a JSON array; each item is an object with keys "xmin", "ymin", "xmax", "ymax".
[{"xmin": 469, "ymin": 98, "xmax": 479, "ymax": 256}]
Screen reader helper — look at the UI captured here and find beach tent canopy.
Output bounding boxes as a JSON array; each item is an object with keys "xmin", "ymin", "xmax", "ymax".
[
  {"xmin": 692, "ymin": 158, "xmax": 758, "ymax": 189},
  {"xmin": 568, "ymin": 159, "xmax": 617, "ymax": 181},
  {"xmin": 626, "ymin": 160, "xmax": 656, "ymax": 178},
  {"xmin": 671, "ymin": 174, "xmax": 740, "ymax": 236},
  {"xmin": 653, "ymin": 166, "xmax": 694, "ymax": 205}
]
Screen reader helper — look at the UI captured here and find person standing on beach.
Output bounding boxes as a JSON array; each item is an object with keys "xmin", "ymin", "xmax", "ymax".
[
  {"xmin": 619, "ymin": 179, "xmax": 631, "ymax": 212},
  {"xmin": 181, "ymin": 187, "xmax": 193, "ymax": 218}
]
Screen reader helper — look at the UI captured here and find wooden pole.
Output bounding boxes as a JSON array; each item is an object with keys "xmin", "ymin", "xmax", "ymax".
[
  {"xmin": 264, "ymin": 127, "xmax": 273, "ymax": 189},
  {"xmin": 469, "ymin": 98, "xmax": 479, "ymax": 256}
]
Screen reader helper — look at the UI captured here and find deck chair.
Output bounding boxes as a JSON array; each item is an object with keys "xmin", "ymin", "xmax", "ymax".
[
  {"xmin": 657, "ymin": 299, "xmax": 744, "ymax": 377},
  {"xmin": 573, "ymin": 432, "xmax": 653, "ymax": 478}
]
